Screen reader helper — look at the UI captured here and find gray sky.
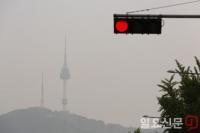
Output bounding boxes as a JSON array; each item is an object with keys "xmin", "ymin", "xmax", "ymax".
[{"xmin": 1, "ymin": 0, "xmax": 200, "ymax": 127}]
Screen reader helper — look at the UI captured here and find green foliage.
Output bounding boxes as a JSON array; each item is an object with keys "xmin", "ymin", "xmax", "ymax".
[
  {"xmin": 134, "ymin": 128, "xmax": 141, "ymax": 133},
  {"xmin": 157, "ymin": 57, "xmax": 200, "ymax": 133}
]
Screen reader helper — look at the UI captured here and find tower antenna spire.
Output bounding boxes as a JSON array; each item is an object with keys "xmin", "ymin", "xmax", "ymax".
[{"xmin": 64, "ymin": 33, "xmax": 67, "ymax": 65}]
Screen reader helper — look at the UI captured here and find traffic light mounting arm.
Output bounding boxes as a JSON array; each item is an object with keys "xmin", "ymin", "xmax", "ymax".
[{"xmin": 114, "ymin": 14, "xmax": 200, "ymax": 19}]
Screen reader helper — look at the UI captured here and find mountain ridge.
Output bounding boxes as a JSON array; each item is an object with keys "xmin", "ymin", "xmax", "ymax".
[{"xmin": 0, "ymin": 107, "xmax": 162, "ymax": 133}]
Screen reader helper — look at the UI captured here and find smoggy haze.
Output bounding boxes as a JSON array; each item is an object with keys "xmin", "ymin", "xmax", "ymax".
[{"xmin": 0, "ymin": 0, "xmax": 200, "ymax": 127}]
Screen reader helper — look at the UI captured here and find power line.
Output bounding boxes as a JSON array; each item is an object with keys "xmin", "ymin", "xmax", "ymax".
[{"xmin": 126, "ymin": 0, "xmax": 200, "ymax": 14}]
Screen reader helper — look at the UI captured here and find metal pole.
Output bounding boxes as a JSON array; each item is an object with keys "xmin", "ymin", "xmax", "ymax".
[
  {"xmin": 143, "ymin": 115, "xmax": 161, "ymax": 118},
  {"xmin": 41, "ymin": 72, "xmax": 44, "ymax": 108},
  {"xmin": 114, "ymin": 14, "xmax": 200, "ymax": 19}
]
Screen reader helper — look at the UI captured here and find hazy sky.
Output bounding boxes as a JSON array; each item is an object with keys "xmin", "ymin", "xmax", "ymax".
[{"xmin": 1, "ymin": 0, "xmax": 200, "ymax": 127}]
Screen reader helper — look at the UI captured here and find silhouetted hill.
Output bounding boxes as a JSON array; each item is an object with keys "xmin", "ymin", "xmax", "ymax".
[{"xmin": 0, "ymin": 107, "xmax": 162, "ymax": 133}]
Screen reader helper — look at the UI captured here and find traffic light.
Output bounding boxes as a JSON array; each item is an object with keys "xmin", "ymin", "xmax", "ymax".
[{"xmin": 114, "ymin": 14, "xmax": 162, "ymax": 34}]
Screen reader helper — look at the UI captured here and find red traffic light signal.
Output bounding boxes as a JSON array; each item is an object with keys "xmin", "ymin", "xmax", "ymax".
[
  {"xmin": 114, "ymin": 14, "xmax": 162, "ymax": 34},
  {"xmin": 115, "ymin": 20, "xmax": 129, "ymax": 32}
]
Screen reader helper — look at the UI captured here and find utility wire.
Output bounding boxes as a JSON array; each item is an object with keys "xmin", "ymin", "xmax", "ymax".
[{"xmin": 126, "ymin": 0, "xmax": 200, "ymax": 14}]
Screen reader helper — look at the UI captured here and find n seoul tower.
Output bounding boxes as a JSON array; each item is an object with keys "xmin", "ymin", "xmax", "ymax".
[{"xmin": 60, "ymin": 34, "xmax": 70, "ymax": 111}]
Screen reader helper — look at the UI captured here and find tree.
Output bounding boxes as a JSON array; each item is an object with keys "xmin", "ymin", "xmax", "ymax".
[
  {"xmin": 157, "ymin": 57, "xmax": 200, "ymax": 133},
  {"xmin": 134, "ymin": 128, "xmax": 141, "ymax": 133}
]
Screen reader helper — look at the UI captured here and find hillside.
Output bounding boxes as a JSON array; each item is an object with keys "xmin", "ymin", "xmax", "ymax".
[{"xmin": 0, "ymin": 107, "xmax": 161, "ymax": 133}]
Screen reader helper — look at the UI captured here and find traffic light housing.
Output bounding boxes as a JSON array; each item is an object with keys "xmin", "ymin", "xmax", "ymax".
[{"xmin": 114, "ymin": 14, "xmax": 162, "ymax": 34}]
